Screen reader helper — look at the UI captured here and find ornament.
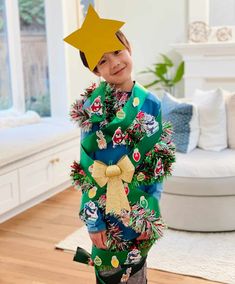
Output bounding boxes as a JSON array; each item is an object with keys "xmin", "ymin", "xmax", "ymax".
[
  {"xmin": 133, "ymin": 97, "xmax": 140, "ymax": 107},
  {"xmin": 84, "ymin": 201, "xmax": 99, "ymax": 222},
  {"xmin": 88, "ymin": 165, "xmax": 93, "ymax": 173},
  {"xmin": 94, "ymin": 256, "xmax": 102, "ymax": 266},
  {"xmin": 116, "ymin": 109, "xmax": 126, "ymax": 119},
  {"xmin": 111, "ymin": 256, "xmax": 119, "ymax": 268},
  {"xmin": 112, "ymin": 127, "xmax": 126, "ymax": 147},
  {"xmin": 132, "ymin": 148, "xmax": 141, "ymax": 162},
  {"xmin": 96, "ymin": 130, "xmax": 107, "ymax": 149},
  {"xmin": 90, "ymin": 96, "xmax": 103, "ymax": 115},
  {"xmin": 143, "ymin": 114, "xmax": 159, "ymax": 137},
  {"xmin": 123, "ymin": 182, "xmax": 129, "ymax": 195},
  {"xmin": 140, "ymin": 196, "xmax": 148, "ymax": 208},
  {"xmin": 137, "ymin": 172, "xmax": 145, "ymax": 181},
  {"xmin": 125, "ymin": 249, "xmax": 141, "ymax": 264},
  {"xmin": 154, "ymin": 158, "xmax": 164, "ymax": 177},
  {"xmin": 88, "ymin": 186, "xmax": 97, "ymax": 198}
]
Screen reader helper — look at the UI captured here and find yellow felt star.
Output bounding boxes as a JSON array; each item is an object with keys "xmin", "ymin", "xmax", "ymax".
[{"xmin": 63, "ymin": 5, "xmax": 125, "ymax": 71}]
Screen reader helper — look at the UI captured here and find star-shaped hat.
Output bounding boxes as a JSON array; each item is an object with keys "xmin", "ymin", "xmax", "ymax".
[{"xmin": 64, "ymin": 5, "xmax": 126, "ymax": 71}]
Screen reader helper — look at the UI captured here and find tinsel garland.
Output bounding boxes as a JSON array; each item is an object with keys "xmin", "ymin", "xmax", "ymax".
[
  {"xmin": 69, "ymin": 82, "xmax": 129, "ymax": 131},
  {"xmin": 89, "ymin": 194, "xmax": 167, "ymax": 253}
]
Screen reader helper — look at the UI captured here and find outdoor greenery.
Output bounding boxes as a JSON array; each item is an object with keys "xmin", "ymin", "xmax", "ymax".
[
  {"xmin": 140, "ymin": 53, "xmax": 184, "ymax": 96},
  {"xmin": 26, "ymin": 94, "xmax": 51, "ymax": 117},
  {"xmin": 0, "ymin": 0, "xmax": 45, "ymax": 32}
]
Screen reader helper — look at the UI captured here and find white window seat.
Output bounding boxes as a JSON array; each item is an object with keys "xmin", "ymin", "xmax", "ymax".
[{"xmin": 0, "ymin": 118, "xmax": 80, "ymax": 223}]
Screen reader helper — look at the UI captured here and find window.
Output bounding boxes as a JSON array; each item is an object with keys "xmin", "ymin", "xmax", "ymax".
[
  {"xmin": 19, "ymin": 0, "xmax": 51, "ymax": 116},
  {"xmin": 0, "ymin": 0, "xmax": 82, "ymax": 119},
  {"xmin": 0, "ymin": 0, "xmax": 12, "ymax": 110}
]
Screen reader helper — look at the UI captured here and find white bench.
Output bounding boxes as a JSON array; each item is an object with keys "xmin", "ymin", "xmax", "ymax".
[{"xmin": 0, "ymin": 118, "xmax": 80, "ymax": 223}]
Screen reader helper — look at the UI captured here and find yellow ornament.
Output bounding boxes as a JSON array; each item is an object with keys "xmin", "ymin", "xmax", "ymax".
[
  {"xmin": 88, "ymin": 186, "xmax": 97, "ymax": 198},
  {"xmin": 63, "ymin": 5, "xmax": 125, "ymax": 71},
  {"xmin": 133, "ymin": 97, "xmax": 140, "ymax": 107},
  {"xmin": 94, "ymin": 256, "xmax": 102, "ymax": 266},
  {"xmin": 137, "ymin": 172, "xmax": 145, "ymax": 181},
  {"xmin": 111, "ymin": 256, "xmax": 119, "ymax": 268},
  {"xmin": 116, "ymin": 109, "xmax": 126, "ymax": 119}
]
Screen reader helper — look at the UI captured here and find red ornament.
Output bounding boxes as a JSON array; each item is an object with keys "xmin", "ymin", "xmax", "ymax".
[{"xmin": 133, "ymin": 148, "xmax": 141, "ymax": 162}]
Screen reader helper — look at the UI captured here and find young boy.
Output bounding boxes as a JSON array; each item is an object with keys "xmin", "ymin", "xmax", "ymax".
[{"xmin": 66, "ymin": 5, "xmax": 175, "ymax": 284}]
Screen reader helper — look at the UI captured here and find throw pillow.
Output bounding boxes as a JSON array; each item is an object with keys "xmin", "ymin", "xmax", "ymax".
[
  {"xmin": 161, "ymin": 92, "xmax": 199, "ymax": 153},
  {"xmin": 192, "ymin": 89, "xmax": 227, "ymax": 151},
  {"xmin": 223, "ymin": 90, "xmax": 235, "ymax": 149}
]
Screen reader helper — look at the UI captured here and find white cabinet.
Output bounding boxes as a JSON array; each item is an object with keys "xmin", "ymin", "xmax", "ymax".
[
  {"xmin": 0, "ymin": 171, "xmax": 19, "ymax": 215},
  {"xmin": 19, "ymin": 157, "xmax": 53, "ymax": 203},
  {"xmin": 0, "ymin": 139, "xmax": 80, "ymax": 222}
]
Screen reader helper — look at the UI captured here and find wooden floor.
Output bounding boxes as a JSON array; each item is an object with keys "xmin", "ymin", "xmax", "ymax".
[{"xmin": 0, "ymin": 187, "xmax": 220, "ymax": 284}]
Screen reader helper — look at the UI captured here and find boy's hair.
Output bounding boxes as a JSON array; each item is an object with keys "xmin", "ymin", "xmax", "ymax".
[{"xmin": 79, "ymin": 30, "xmax": 131, "ymax": 71}]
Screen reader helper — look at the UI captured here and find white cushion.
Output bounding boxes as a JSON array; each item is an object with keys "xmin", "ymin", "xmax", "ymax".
[
  {"xmin": 223, "ymin": 90, "xmax": 235, "ymax": 149},
  {"xmin": 0, "ymin": 118, "xmax": 80, "ymax": 167},
  {"xmin": 0, "ymin": 110, "xmax": 41, "ymax": 129},
  {"xmin": 172, "ymin": 148, "xmax": 235, "ymax": 178},
  {"xmin": 192, "ymin": 89, "xmax": 227, "ymax": 151}
]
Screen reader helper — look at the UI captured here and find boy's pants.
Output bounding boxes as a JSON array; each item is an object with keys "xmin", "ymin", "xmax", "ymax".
[{"xmin": 96, "ymin": 259, "xmax": 147, "ymax": 284}]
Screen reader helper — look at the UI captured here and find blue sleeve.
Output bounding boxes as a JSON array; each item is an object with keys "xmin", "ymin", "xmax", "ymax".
[
  {"xmin": 85, "ymin": 209, "xmax": 106, "ymax": 233},
  {"xmin": 139, "ymin": 92, "xmax": 163, "ymax": 200},
  {"xmin": 139, "ymin": 182, "xmax": 164, "ymax": 201}
]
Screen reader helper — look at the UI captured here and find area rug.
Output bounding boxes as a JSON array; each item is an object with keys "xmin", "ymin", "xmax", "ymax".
[{"xmin": 55, "ymin": 226, "xmax": 235, "ymax": 284}]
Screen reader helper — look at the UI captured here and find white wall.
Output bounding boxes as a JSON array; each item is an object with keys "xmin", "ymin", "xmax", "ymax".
[{"xmin": 73, "ymin": 0, "xmax": 188, "ymax": 97}]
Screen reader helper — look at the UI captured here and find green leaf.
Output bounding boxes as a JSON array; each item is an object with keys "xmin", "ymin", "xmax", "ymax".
[
  {"xmin": 155, "ymin": 63, "xmax": 167, "ymax": 77},
  {"xmin": 172, "ymin": 61, "xmax": 184, "ymax": 83},
  {"xmin": 138, "ymin": 67, "xmax": 155, "ymax": 74},
  {"xmin": 144, "ymin": 80, "xmax": 161, "ymax": 88},
  {"xmin": 160, "ymin": 54, "xmax": 173, "ymax": 67}
]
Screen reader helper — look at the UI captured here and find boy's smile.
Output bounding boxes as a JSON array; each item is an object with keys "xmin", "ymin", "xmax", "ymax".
[{"xmin": 94, "ymin": 49, "xmax": 133, "ymax": 92}]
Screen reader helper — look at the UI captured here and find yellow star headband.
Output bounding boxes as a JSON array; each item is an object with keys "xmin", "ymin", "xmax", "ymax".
[{"xmin": 64, "ymin": 5, "xmax": 126, "ymax": 71}]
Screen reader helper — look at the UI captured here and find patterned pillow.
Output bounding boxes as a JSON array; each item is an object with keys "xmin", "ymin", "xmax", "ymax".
[{"xmin": 161, "ymin": 92, "xmax": 199, "ymax": 153}]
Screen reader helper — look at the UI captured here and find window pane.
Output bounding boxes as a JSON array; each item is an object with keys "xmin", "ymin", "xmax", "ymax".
[
  {"xmin": 0, "ymin": 0, "xmax": 12, "ymax": 110},
  {"xmin": 18, "ymin": 0, "xmax": 51, "ymax": 117}
]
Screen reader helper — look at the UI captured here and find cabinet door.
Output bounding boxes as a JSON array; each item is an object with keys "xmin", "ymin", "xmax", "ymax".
[
  {"xmin": 19, "ymin": 157, "xmax": 53, "ymax": 203},
  {"xmin": 0, "ymin": 171, "xmax": 19, "ymax": 215},
  {"xmin": 52, "ymin": 146, "xmax": 80, "ymax": 187}
]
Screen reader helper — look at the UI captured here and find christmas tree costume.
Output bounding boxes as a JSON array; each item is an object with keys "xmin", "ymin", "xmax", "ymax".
[
  {"xmin": 70, "ymin": 81, "xmax": 175, "ymax": 283},
  {"xmin": 64, "ymin": 5, "xmax": 176, "ymax": 283}
]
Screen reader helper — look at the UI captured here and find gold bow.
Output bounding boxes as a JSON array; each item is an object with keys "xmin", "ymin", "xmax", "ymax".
[{"xmin": 91, "ymin": 155, "xmax": 134, "ymax": 215}]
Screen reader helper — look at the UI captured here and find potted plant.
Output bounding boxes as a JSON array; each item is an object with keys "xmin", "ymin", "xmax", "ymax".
[{"xmin": 140, "ymin": 53, "xmax": 184, "ymax": 96}]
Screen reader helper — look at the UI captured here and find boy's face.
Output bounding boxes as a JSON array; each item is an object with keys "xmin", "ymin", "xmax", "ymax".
[{"xmin": 94, "ymin": 49, "xmax": 133, "ymax": 91}]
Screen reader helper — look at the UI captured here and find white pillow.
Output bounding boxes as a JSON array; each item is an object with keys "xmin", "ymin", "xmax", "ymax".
[
  {"xmin": 223, "ymin": 90, "xmax": 235, "ymax": 149},
  {"xmin": 192, "ymin": 89, "xmax": 227, "ymax": 151}
]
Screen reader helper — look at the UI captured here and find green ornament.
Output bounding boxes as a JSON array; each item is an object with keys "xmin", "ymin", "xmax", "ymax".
[
  {"xmin": 116, "ymin": 109, "xmax": 126, "ymax": 119},
  {"xmin": 94, "ymin": 256, "xmax": 102, "ymax": 266},
  {"xmin": 140, "ymin": 196, "xmax": 148, "ymax": 208},
  {"xmin": 137, "ymin": 172, "xmax": 145, "ymax": 181}
]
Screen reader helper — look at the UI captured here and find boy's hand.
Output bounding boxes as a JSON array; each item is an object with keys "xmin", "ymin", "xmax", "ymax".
[{"xmin": 89, "ymin": 230, "xmax": 107, "ymax": 249}]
